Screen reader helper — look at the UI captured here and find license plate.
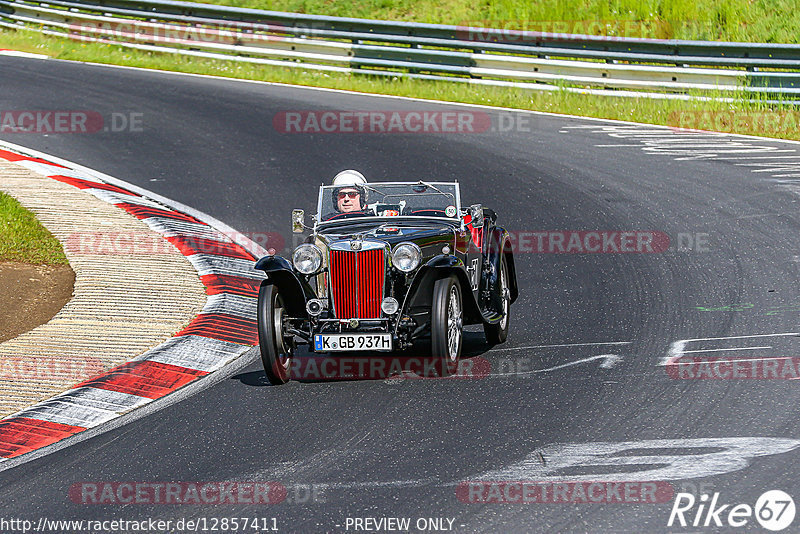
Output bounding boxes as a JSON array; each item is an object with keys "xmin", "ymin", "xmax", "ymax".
[{"xmin": 314, "ymin": 333, "xmax": 392, "ymax": 352}]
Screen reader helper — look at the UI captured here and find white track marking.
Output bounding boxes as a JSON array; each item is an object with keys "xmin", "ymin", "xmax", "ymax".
[
  {"xmin": 251, "ymin": 437, "xmax": 800, "ymax": 491},
  {"xmin": 750, "ymin": 166, "xmax": 800, "ymax": 172},
  {"xmin": 310, "ymin": 478, "xmax": 440, "ymax": 490},
  {"xmin": 735, "ymin": 159, "xmax": 800, "ymax": 165},
  {"xmin": 670, "ymin": 356, "xmax": 792, "ymax": 364},
  {"xmin": 660, "ymin": 333, "xmax": 799, "ymax": 366},
  {"xmin": 576, "ymin": 123, "xmax": 800, "ymax": 181},
  {"xmin": 622, "ymin": 136, "xmax": 728, "ymax": 141},
  {"xmin": 0, "ymin": 50, "xmax": 48, "ymax": 59},
  {"xmin": 714, "ymin": 154, "xmax": 800, "ymax": 160},
  {"xmin": 677, "ymin": 332, "xmax": 798, "ymax": 342},
  {"xmin": 680, "ymin": 346, "xmax": 772, "ymax": 354},
  {"xmin": 490, "ymin": 341, "xmax": 630, "ymax": 352},
  {"xmin": 468, "ymin": 437, "xmax": 800, "ymax": 482},
  {"xmin": 490, "ymin": 354, "xmax": 622, "ymax": 377}
]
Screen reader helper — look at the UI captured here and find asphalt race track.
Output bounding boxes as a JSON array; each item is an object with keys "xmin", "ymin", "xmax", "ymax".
[{"xmin": 3, "ymin": 55, "xmax": 800, "ymax": 533}]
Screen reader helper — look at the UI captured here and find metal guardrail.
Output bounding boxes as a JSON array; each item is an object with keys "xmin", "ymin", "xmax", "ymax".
[{"xmin": 2, "ymin": 0, "xmax": 800, "ymax": 100}]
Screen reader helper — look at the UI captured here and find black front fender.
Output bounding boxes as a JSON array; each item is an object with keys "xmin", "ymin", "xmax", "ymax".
[
  {"xmin": 254, "ymin": 256, "xmax": 312, "ymax": 317},
  {"xmin": 402, "ymin": 255, "xmax": 483, "ymax": 324},
  {"xmin": 485, "ymin": 227, "xmax": 519, "ymax": 304}
]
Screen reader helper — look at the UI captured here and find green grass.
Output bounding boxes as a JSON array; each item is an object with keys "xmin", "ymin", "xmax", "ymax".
[
  {"xmin": 196, "ymin": 0, "xmax": 800, "ymax": 43},
  {"xmin": 0, "ymin": 24, "xmax": 798, "ymax": 142},
  {"xmin": 0, "ymin": 191, "xmax": 69, "ymax": 265}
]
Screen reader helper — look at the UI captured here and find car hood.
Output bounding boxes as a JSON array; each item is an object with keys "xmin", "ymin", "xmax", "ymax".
[{"xmin": 315, "ymin": 220, "xmax": 458, "ymax": 249}]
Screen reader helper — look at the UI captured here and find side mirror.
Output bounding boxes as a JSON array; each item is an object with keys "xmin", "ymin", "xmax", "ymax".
[
  {"xmin": 469, "ymin": 204, "xmax": 484, "ymax": 227},
  {"xmin": 291, "ymin": 209, "xmax": 305, "ymax": 233}
]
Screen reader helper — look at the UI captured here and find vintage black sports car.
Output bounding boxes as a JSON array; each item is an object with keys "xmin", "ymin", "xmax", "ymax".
[{"xmin": 254, "ymin": 175, "xmax": 518, "ymax": 384}]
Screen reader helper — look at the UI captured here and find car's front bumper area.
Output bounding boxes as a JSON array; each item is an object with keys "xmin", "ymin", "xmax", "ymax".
[
  {"xmin": 309, "ymin": 318, "xmax": 394, "ymax": 353},
  {"xmin": 282, "ymin": 313, "xmax": 423, "ymax": 353}
]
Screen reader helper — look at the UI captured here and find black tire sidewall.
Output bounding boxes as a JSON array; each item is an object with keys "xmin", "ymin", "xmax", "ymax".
[
  {"xmin": 432, "ymin": 275, "xmax": 462, "ymax": 376},
  {"xmin": 257, "ymin": 282, "xmax": 291, "ymax": 384},
  {"xmin": 484, "ymin": 255, "xmax": 510, "ymax": 344}
]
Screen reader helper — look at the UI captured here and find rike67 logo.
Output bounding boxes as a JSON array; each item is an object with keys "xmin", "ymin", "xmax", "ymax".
[{"xmin": 668, "ymin": 490, "xmax": 795, "ymax": 531}]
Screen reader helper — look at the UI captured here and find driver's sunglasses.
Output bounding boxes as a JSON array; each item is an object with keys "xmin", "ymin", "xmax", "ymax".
[{"xmin": 337, "ymin": 191, "xmax": 360, "ymax": 200}]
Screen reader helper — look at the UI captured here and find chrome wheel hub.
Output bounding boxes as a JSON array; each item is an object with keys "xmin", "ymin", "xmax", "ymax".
[
  {"xmin": 499, "ymin": 264, "xmax": 509, "ymax": 330},
  {"xmin": 447, "ymin": 286, "xmax": 462, "ymax": 361},
  {"xmin": 273, "ymin": 305, "xmax": 292, "ymax": 369}
]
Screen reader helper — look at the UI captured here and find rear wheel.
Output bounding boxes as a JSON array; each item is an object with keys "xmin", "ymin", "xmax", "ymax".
[
  {"xmin": 484, "ymin": 255, "xmax": 510, "ymax": 345},
  {"xmin": 431, "ymin": 276, "xmax": 463, "ymax": 376},
  {"xmin": 257, "ymin": 283, "xmax": 294, "ymax": 385}
]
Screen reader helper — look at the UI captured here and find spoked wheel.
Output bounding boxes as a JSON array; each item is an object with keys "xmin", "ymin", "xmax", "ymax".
[
  {"xmin": 257, "ymin": 282, "xmax": 294, "ymax": 385},
  {"xmin": 484, "ymin": 255, "xmax": 510, "ymax": 345},
  {"xmin": 431, "ymin": 276, "xmax": 463, "ymax": 376}
]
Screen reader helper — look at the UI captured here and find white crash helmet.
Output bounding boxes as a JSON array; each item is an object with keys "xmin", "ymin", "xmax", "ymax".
[
  {"xmin": 331, "ymin": 170, "xmax": 368, "ymax": 208},
  {"xmin": 332, "ymin": 169, "xmax": 367, "ymax": 187}
]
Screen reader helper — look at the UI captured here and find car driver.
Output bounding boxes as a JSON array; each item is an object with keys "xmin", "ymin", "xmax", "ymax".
[
  {"xmin": 336, "ymin": 185, "xmax": 365, "ymax": 213},
  {"xmin": 324, "ymin": 170, "xmax": 369, "ymax": 220}
]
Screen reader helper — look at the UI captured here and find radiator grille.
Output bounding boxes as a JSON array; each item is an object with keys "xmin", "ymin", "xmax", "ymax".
[{"xmin": 329, "ymin": 248, "xmax": 385, "ymax": 319}]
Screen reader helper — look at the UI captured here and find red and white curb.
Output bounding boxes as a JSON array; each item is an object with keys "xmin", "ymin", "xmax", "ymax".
[{"xmin": 0, "ymin": 142, "xmax": 267, "ymax": 468}]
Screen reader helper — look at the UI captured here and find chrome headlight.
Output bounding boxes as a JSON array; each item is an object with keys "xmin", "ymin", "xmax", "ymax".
[
  {"xmin": 392, "ymin": 242, "xmax": 422, "ymax": 272},
  {"xmin": 292, "ymin": 244, "xmax": 322, "ymax": 274}
]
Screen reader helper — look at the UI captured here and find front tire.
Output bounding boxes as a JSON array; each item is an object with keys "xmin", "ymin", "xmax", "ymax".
[
  {"xmin": 431, "ymin": 276, "xmax": 463, "ymax": 376},
  {"xmin": 484, "ymin": 255, "xmax": 510, "ymax": 345},
  {"xmin": 257, "ymin": 282, "xmax": 293, "ymax": 385}
]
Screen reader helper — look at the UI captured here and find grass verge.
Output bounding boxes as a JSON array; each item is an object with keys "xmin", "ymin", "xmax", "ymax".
[
  {"xmin": 0, "ymin": 190, "xmax": 69, "ymax": 265},
  {"xmin": 196, "ymin": 0, "xmax": 800, "ymax": 44},
  {"xmin": 0, "ymin": 27, "xmax": 799, "ymax": 141}
]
